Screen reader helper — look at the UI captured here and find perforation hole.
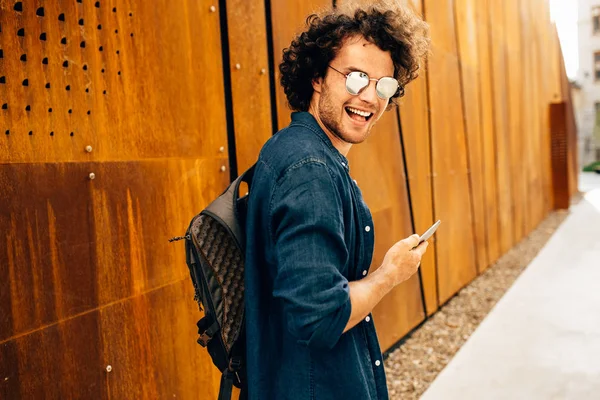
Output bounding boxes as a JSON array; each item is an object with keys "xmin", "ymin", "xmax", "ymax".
[
  {"xmin": 2, "ymin": 104, "xmax": 7, "ymax": 110},
  {"xmin": 25, "ymin": 105, "xmax": 30, "ymax": 111},
  {"xmin": 45, "ymin": 83, "xmax": 50, "ymax": 89},
  {"xmin": 78, "ymin": 19, "xmax": 84, "ymax": 26},
  {"xmin": 70, "ymin": 132, "xmax": 74, "ymax": 137},
  {"xmin": 14, "ymin": 2, "xmax": 23, "ymax": 12},
  {"xmin": 36, "ymin": 7, "xmax": 44, "ymax": 17},
  {"xmin": 29, "ymin": 131, "xmax": 33, "ymax": 136},
  {"xmin": 42, "ymin": 57, "xmax": 48, "ymax": 65},
  {"xmin": 20, "ymin": 54, "xmax": 26, "ymax": 62},
  {"xmin": 58, "ymin": 13, "xmax": 65, "ymax": 22},
  {"xmin": 63, "ymin": 61, "xmax": 69, "ymax": 68},
  {"xmin": 50, "ymin": 131, "xmax": 54, "ymax": 136},
  {"xmin": 22, "ymin": 79, "xmax": 28, "ymax": 86},
  {"xmin": 80, "ymin": 41, "xmax": 86, "ymax": 48},
  {"xmin": 99, "ymin": 46, "xmax": 103, "ymax": 51},
  {"xmin": 66, "ymin": 85, "xmax": 71, "ymax": 91},
  {"xmin": 61, "ymin": 37, "xmax": 67, "ymax": 45},
  {"xmin": 95, "ymin": 1, "xmax": 100, "ymax": 7},
  {"xmin": 39, "ymin": 33, "xmax": 47, "ymax": 41},
  {"xmin": 0, "ymin": 76, "xmax": 5, "ymax": 84},
  {"xmin": 48, "ymin": 108, "xmax": 52, "ymax": 112},
  {"xmin": 17, "ymin": 28, "xmax": 24, "ymax": 37},
  {"xmin": 5, "ymin": 130, "xmax": 9, "ymax": 135}
]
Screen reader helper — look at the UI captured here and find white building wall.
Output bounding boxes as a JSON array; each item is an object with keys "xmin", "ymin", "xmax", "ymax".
[{"xmin": 577, "ymin": 0, "xmax": 600, "ymax": 165}]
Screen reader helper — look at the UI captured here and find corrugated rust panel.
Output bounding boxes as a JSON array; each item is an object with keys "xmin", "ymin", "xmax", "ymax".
[
  {"xmin": 0, "ymin": 1, "xmax": 228, "ymax": 163},
  {"xmin": 488, "ymin": 0, "xmax": 514, "ymax": 254},
  {"xmin": 423, "ymin": 0, "xmax": 477, "ymax": 304},
  {"xmin": 226, "ymin": 0, "xmax": 273, "ymax": 173},
  {"xmin": 455, "ymin": 0, "xmax": 489, "ymax": 273},
  {"xmin": 270, "ymin": 0, "xmax": 332, "ymax": 129},
  {"xmin": 0, "ymin": 280, "xmax": 221, "ymax": 399},
  {"xmin": 538, "ymin": 0, "xmax": 556, "ymax": 216},
  {"xmin": 0, "ymin": 158, "xmax": 228, "ymax": 342},
  {"xmin": 526, "ymin": 0, "xmax": 550, "ymax": 230},
  {"xmin": 399, "ymin": 0, "xmax": 439, "ymax": 315},
  {"xmin": 475, "ymin": 0, "xmax": 501, "ymax": 267},
  {"xmin": 549, "ymin": 102, "xmax": 569, "ymax": 210},
  {"xmin": 504, "ymin": 0, "xmax": 526, "ymax": 243}
]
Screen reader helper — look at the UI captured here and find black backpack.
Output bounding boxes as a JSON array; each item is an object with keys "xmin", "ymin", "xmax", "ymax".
[{"xmin": 170, "ymin": 164, "xmax": 256, "ymax": 400}]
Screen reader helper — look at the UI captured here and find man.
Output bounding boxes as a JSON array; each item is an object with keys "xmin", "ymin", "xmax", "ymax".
[{"xmin": 244, "ymin": 1, "xmax": 430, "ymax": 399}]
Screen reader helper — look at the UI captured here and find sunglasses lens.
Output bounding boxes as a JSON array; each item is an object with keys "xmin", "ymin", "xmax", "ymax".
[
  {"xmin": 376, "ymin": 77, "xmax": 399, "ymax": 99},
  {"xmin": 345, "ymin": 71, "xmax": 369, "ymax": 95}
]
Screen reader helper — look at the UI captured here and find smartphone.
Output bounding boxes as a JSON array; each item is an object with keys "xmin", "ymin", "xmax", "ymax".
[{"xmin": 416, "ymin": 220, "xmax": 441, "ymax": 246}]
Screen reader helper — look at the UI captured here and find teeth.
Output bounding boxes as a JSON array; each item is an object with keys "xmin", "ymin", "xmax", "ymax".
[{"xmin": 347, "ymin": 107, "xmax": 372, "ymax": 118}]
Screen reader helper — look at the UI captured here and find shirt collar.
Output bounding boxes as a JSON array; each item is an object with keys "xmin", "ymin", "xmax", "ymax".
[{"xmin": 290, "ymin": 112, "xmax": 350, "ymax": 170}]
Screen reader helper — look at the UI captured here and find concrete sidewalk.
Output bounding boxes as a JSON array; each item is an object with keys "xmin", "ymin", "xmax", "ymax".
[{"xmin": 421, "ymin": 172, "xmax": 600, "ymax": 400}]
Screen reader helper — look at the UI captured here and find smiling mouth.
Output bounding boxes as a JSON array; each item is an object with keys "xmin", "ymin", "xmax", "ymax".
[{"xmin": 345, "ymin": 106, "xmax": 373, "ymax": 123}]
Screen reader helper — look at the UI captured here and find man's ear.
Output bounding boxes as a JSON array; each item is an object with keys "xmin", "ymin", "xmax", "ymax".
[{"xmin": 312, "ymin": 76, "xmax": 323, "ymax": 94}]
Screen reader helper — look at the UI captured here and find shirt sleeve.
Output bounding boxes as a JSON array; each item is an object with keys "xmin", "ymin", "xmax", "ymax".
[{"xmin": 269, "ymin": 160, "xmax": 351, "ymax": 351}]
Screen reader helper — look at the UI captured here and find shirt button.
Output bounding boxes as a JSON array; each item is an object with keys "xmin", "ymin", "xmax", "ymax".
[
  {"xmin": 375, "ymin": 360, "xmax": 381, "ymax": 367},
  {"xmin": 362, "ymin": 270, "xmax": 367, "ymax": 276},
  {"xmin": 365, "ymin": 316, "xmax": 371, "ymax": 322},
  {"xmin": 365, "ymin": 226, "xmax": 371, "ymax": 232}
]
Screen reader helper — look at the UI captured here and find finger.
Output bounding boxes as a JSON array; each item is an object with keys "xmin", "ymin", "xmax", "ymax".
[
  {"xmin": 414, "ymin": 240, "xmax": 429, "ymax": 255},
  {"xmin": 404, "ymin": 234, "xmax": 420, "ymax": 249}
]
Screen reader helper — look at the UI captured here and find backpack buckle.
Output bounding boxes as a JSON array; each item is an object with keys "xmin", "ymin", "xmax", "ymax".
[
  {"xmin": 196, "ymin": 318, "xmax": 219, "ymax": 347},
  {"xmin": 197, "ymin": 332, "xmax": 212, "ymax": 347}
]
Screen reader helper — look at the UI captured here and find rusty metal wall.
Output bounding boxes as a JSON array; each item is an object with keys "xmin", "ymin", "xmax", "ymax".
[{"xmin": 0, "ymin": 0, "xmax": 575, "ymax": 398}]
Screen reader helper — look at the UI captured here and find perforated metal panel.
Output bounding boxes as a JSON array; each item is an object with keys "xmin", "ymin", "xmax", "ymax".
[{"xmin": 550, "ymin": 102, "xmax": 570, "ymax": 210}]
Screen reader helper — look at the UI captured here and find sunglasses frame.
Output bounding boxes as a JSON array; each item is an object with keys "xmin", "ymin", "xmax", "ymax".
[{"xmin": 328, "ymin": 65, "xmax": 399, "ymax": 100}]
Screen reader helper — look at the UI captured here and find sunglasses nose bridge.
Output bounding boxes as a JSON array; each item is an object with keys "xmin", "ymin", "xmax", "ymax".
[{"xmin": 356, "ymin": 79, "xmax": 380, "ymax": 102}]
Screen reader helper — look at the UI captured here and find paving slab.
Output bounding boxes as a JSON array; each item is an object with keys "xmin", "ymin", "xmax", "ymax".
[{"xmin": 420, "ymin": 173, "xmax": 600, "ymax": 400}]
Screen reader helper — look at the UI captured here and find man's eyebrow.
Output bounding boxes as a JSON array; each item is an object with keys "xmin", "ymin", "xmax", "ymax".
[
  {"xmin": 345, "ymin": 65, "xmax": 369, "ymax": 75},
  {"xmin": 345, "ymin": 66, "xmax": 393, "ymax": 79}
]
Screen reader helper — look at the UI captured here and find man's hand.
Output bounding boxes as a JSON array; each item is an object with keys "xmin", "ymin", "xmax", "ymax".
[
  {"xmin": 343, "ymin": 234, "xmax": 429, "ymax": 333},
  {"xmin": 379, "ymin": 234, "xmax": 428, "ymax": 287}
]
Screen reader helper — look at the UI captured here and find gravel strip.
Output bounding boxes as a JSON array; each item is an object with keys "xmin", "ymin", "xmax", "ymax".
[{"xmin": 384, "ymin": 204, "xmax": 575, "ymax": 399}]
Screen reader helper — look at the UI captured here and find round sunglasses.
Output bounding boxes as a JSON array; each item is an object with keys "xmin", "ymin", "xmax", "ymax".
[{"xmin": 328, "ymin": 65, "xmax": 399, "ymax": 100}]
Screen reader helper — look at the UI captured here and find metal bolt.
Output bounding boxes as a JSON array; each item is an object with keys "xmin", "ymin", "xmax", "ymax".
[
  {"xmin": 235, "ymin": 63, "xmax": 241, "ymax": 70},
  {"xmin": 260, "ymin": 68, "xmax": 267, "ymax": 75},
  {"xmin": 209, "ymin": 5, "xmax": 216, "ymax": 12},
  {"xmin": 220, "ymin": 166, "xmax": 226, "ymax": 172},
  {"xmin": 106, "ymin": 365, "xmax": 112, "ymax": 372},
  {"xmin": 219, "ymin": 146, "xmax": 225, "ymax": 153},
  {"xmin": 89, "ymin": 173, "xmax": 96, "ymax": 180},
  {"xmin": 85, "ymin": 145, "xmax": 93, "ymax": 153}
]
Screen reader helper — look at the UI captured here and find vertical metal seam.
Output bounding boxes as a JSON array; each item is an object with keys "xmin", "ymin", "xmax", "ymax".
[
  {"xmin": 421, "ymin": 0, "xmax": 440, "ymax": 311},
  {"xmin": 395, "ymin": 106, "xmax": 428, "ymax": 319},
  {"xmin": 264, "ymin": 0, "xmax": 280, "ymax": 135},
  {"xmin": 218, "ymin": 0, "xmax": 238, "ymax": 181}
]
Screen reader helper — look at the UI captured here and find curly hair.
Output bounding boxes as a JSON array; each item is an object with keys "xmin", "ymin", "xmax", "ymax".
[{"xmin": 279, "ymin": 0, "xmax": 430, "ymax": 111}]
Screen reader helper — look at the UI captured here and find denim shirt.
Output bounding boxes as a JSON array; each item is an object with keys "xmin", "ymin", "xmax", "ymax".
[{"xmin": 244, "ymin": 112, "xmax": 388, "ymax": 400}]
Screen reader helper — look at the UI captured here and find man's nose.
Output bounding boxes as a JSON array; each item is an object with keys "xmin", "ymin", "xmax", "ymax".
[{"xmin": 358, "ymin": 80, "xmax": 378, "ymax": 104}]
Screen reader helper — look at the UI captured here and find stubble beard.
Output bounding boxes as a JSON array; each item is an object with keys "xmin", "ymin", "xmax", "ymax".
[{"xmin": 318, "ymin": 90, "xmax": 374, "ymax": 145}]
